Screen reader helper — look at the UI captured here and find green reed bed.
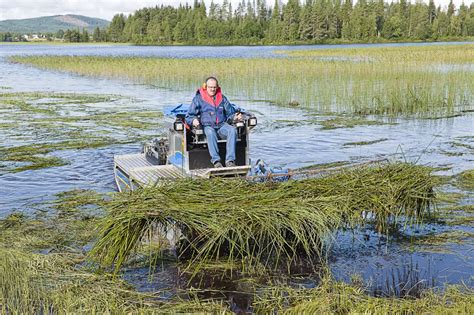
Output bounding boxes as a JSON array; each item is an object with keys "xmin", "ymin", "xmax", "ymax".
[
  {"xmin": 91, "ymin": 162, "xmax": 437, "ymax": 275},
  {"xmin": 10, "ymin": 44, "xmax": 473, "ymax": 116}
]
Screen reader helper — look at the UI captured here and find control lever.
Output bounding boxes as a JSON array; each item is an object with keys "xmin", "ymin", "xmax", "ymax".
[{"xmin": 193, "ymin": 124, "xmax": 204, "ymax": 135}]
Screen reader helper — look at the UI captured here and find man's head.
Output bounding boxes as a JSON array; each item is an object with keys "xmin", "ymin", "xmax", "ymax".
[{"xmin": 205, "ymin": 77, "xmax": 219, "ymax": 97}]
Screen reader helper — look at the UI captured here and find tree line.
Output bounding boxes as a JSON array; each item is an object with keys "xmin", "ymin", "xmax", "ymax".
[
  {"xmin": 106, "ymin": 0, "xmax": 474, "ymax": 44},
  {"xmin": 0, "ymin": 28, "xmax": 106, "ymax": 43},
  {"xmin": 2, "ymin": 0, "xmax": 473, "ymax": 44}
]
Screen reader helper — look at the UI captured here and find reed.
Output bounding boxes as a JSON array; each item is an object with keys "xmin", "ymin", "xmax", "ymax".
[
  {"xmin": 90, "ymin": 162, "xmax": 437, "ymax": 275},
  {"xmin": 10, "ymin": 44, "xmax": 473, "ymax": 116},
  {"xmin": 0, "ymin": 247, "xmax": 229, "ymax": 313},
  {"xmin": 0, "ymin": 192, "xmax": 230, "ymax": 313}
]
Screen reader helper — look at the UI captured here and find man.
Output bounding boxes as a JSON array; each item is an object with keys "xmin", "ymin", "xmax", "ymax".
[{"xmin": 186, "ymin": 77, "xmax": 242, "ymax": 168}]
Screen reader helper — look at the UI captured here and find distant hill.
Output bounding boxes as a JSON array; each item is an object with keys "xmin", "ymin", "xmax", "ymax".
[{"xmin": 0, "ymin": 14, "xmax": 110, "ymax": 33}]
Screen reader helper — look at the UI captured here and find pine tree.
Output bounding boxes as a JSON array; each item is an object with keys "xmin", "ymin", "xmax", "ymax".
[
  {"xmin": 266, "ymin": 0, "xmax": 282, "ymax": 41},
  {"xmin": 428, "ymin": 0, "xmax": 437, "ymax": 24},
  {"xmin": 108, "ymin": 14, "xmax": 126, "ymax": 42},
  {"xmin": 282, "ymin": 0, "xmax": 301, "ymax": 40},
  {"xmin": 93, "ymin": 27, "xmax": 101, "ymax": 42},
  {"xmin": 81, "ymin": 29, "xmax": 89, "ymax": 42},
  {"xmin": 341, "ymin": 0, "xmax": 353, "ymax": 39},
  {"xmin": 299, "ymin": 0, "xmax": 313, "ymax": 40}
]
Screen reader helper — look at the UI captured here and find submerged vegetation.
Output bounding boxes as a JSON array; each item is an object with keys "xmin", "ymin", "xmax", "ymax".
[
  {"xmin": 457, "ymin": 169, "xmax": 474, "ymax": 190},
  {"xmin": 343, "ymin": 138, "xmax": 388, "ymax": 147},
  {"xmin": 0, "ymin": 92, "xmax": 163, "ymax": 172},
  {"xmin": 11, "ymin": 44, "xmax": 473, "ymax": 116},
  {"xmin": 320, "ymin": 116, "xmax": 389, "ymax": 130}
]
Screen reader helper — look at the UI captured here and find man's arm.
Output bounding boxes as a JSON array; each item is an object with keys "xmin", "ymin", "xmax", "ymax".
[
  {"xmin": 185, "ymin": 96, "xmax": 201, "ymax": 126},
  {"xmin": 223, "ymin": 97, "xmax": 244, "ymax": 121}
]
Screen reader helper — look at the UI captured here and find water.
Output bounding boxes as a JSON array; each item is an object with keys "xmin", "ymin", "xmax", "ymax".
[
  {"xmin": 0, "ymin": 43, "xmax": 472, "ymax": 301},
  {"xmin": 1, "ymin": 41, "xmax": 471, "ymax": 59}
]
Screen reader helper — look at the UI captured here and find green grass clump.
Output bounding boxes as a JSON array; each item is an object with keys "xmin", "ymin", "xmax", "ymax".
[
  {"xmin": 343, "ymin": 138, "xmax": 388, "ymax": 147},
  {"xmin": 410, "ymin": 230, "xmax": 474, "ymax": 246},
  {"xmin": 320, "ymin": 116, "xmax": 387, "ymax": 130},
  {"xmin": 456, "ymin": 169, "xmax": 474, "ymax": 191},
  {"xmin": 91, "ymin": 162, "xmax": 437, "ymax": 275},
  {"xmin": 10, "ymin": 44, "xmax": 473, "ymax": 116}
]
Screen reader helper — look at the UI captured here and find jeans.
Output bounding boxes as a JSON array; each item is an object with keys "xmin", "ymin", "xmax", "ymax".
[{"xmin": 203, "ymin": 123, "xmax": 237, "ymax": 164}]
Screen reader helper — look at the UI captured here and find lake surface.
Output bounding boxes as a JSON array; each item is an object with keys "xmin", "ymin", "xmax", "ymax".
[{"xmin": 0, "ymin": 43, "xmax": 472, "ymax": 297}]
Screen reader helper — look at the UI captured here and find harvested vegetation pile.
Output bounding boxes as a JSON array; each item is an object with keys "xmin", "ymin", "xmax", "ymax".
[{"xmin": 91, "ymin": 163, "xmax": 437, "ymax": 273}]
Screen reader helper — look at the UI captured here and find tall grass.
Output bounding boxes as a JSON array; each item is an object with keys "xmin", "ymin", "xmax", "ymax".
[
  {"xmin": 91, "ymin": 163, "xmax": 437, "ymax": 275},
  {"xmin": 10, "ymin": 44, "xmax": 473, "ymax": 116}
]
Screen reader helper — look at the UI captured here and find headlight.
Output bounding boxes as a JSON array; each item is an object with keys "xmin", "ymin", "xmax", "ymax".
[
  {"xmin": 174, "ymin": 121, "xmax": 184, "ymax": 131},
  {"xmin": 248, "ymin": 117, "xmax": 257, "ymax": 126}
]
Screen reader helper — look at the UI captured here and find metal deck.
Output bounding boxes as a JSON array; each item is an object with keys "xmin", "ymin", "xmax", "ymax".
[
  {"xmin": 129, "ymin": 165, "xmax": 185, "ymax": 187},
  {"xmin": 114, "ymin": 153, "xmax": 156, "ymax": 171},
  {"xmin": 114, "ymin": 153, "xmax": 250, "ymax": 191}
]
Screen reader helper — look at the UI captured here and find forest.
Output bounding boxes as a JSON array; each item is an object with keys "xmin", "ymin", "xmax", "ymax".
[{"xmin": 105, "ymin": 0, "xmax": 474, "ymax": 44}]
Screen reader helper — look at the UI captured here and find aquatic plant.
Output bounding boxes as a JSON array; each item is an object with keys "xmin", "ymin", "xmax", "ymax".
[
  {"xmin": 0, "ymin": 92, "xmax": 163, "ymax": 172},
  {"xmin": 0, "ymin": 247, "xmax": 230, "ymax": 314},
  {"xmin": 10, "ymin": 44, "xmax": 474, "ymax": 116},
  {"xmin": 0, "ymin": 192, "xmax": 230, "ymax": 314},
  {"xmin": 320, "ymin": 116, "xmax": 389, "ymax": 130},
  {"xmin": 456, "ymin": 169, "xmax": 474, "ymax": 191},
  {"xmin": 1, "ymin": 184, "xmax": 470, "ymax": 313},
  {"xmin": 343, "ymin": 138, "xmax": 389, "ymax": 147},
  {"xmin": 253, "ymin": 277, "xmax": 474, "ymax": 314},
  {"xmin": 91, "ymin": 162, "xmax": 437, "ymax": 275}
]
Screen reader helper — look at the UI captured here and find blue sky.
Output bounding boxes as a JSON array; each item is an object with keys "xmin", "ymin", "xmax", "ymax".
[{"xmin": 0, "ymin": 0, "xmax": 469, "ymax": 22}]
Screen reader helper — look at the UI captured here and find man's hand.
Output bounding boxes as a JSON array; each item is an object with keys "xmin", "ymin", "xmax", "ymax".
[
  {"xmin": 234, "ymin": 113, "xmax": 243, "ymax": 122},
  {"xmin": 192, "ymin": 119, "xmax": 200, "ymax": 127}
]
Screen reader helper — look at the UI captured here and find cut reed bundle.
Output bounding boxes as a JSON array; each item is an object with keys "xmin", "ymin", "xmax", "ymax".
[
  {"xmin": 0, "ymin": 247, "xmax": 229, "ymax": 313},
  {"xmin": 91, "ymin": 162, "xmax": 437, "ymax": 274},
  {"xmin": 252, "ymin": 278, "xmax": 474, "ymax": 314}
]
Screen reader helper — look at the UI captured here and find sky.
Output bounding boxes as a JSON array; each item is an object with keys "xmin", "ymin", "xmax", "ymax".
[{"xmin": 0, "ymin": 0, "xmax": 470, "ymax": 22}]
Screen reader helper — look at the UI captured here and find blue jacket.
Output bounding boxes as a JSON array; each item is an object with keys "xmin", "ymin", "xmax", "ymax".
[{"xmin": 185, "ymin": 87, "xmax": 240, "ymax": 128}]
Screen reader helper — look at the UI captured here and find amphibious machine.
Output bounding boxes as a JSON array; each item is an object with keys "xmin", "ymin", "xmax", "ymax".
[{"xmin": 113, "ymin": 104, "xmax": 257, "ymax": 192}]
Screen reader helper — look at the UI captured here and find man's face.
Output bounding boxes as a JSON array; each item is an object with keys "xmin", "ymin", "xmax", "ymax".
[{"xmin": 206, "ymin": 79, "xmax": 218, "ymax": 97}]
